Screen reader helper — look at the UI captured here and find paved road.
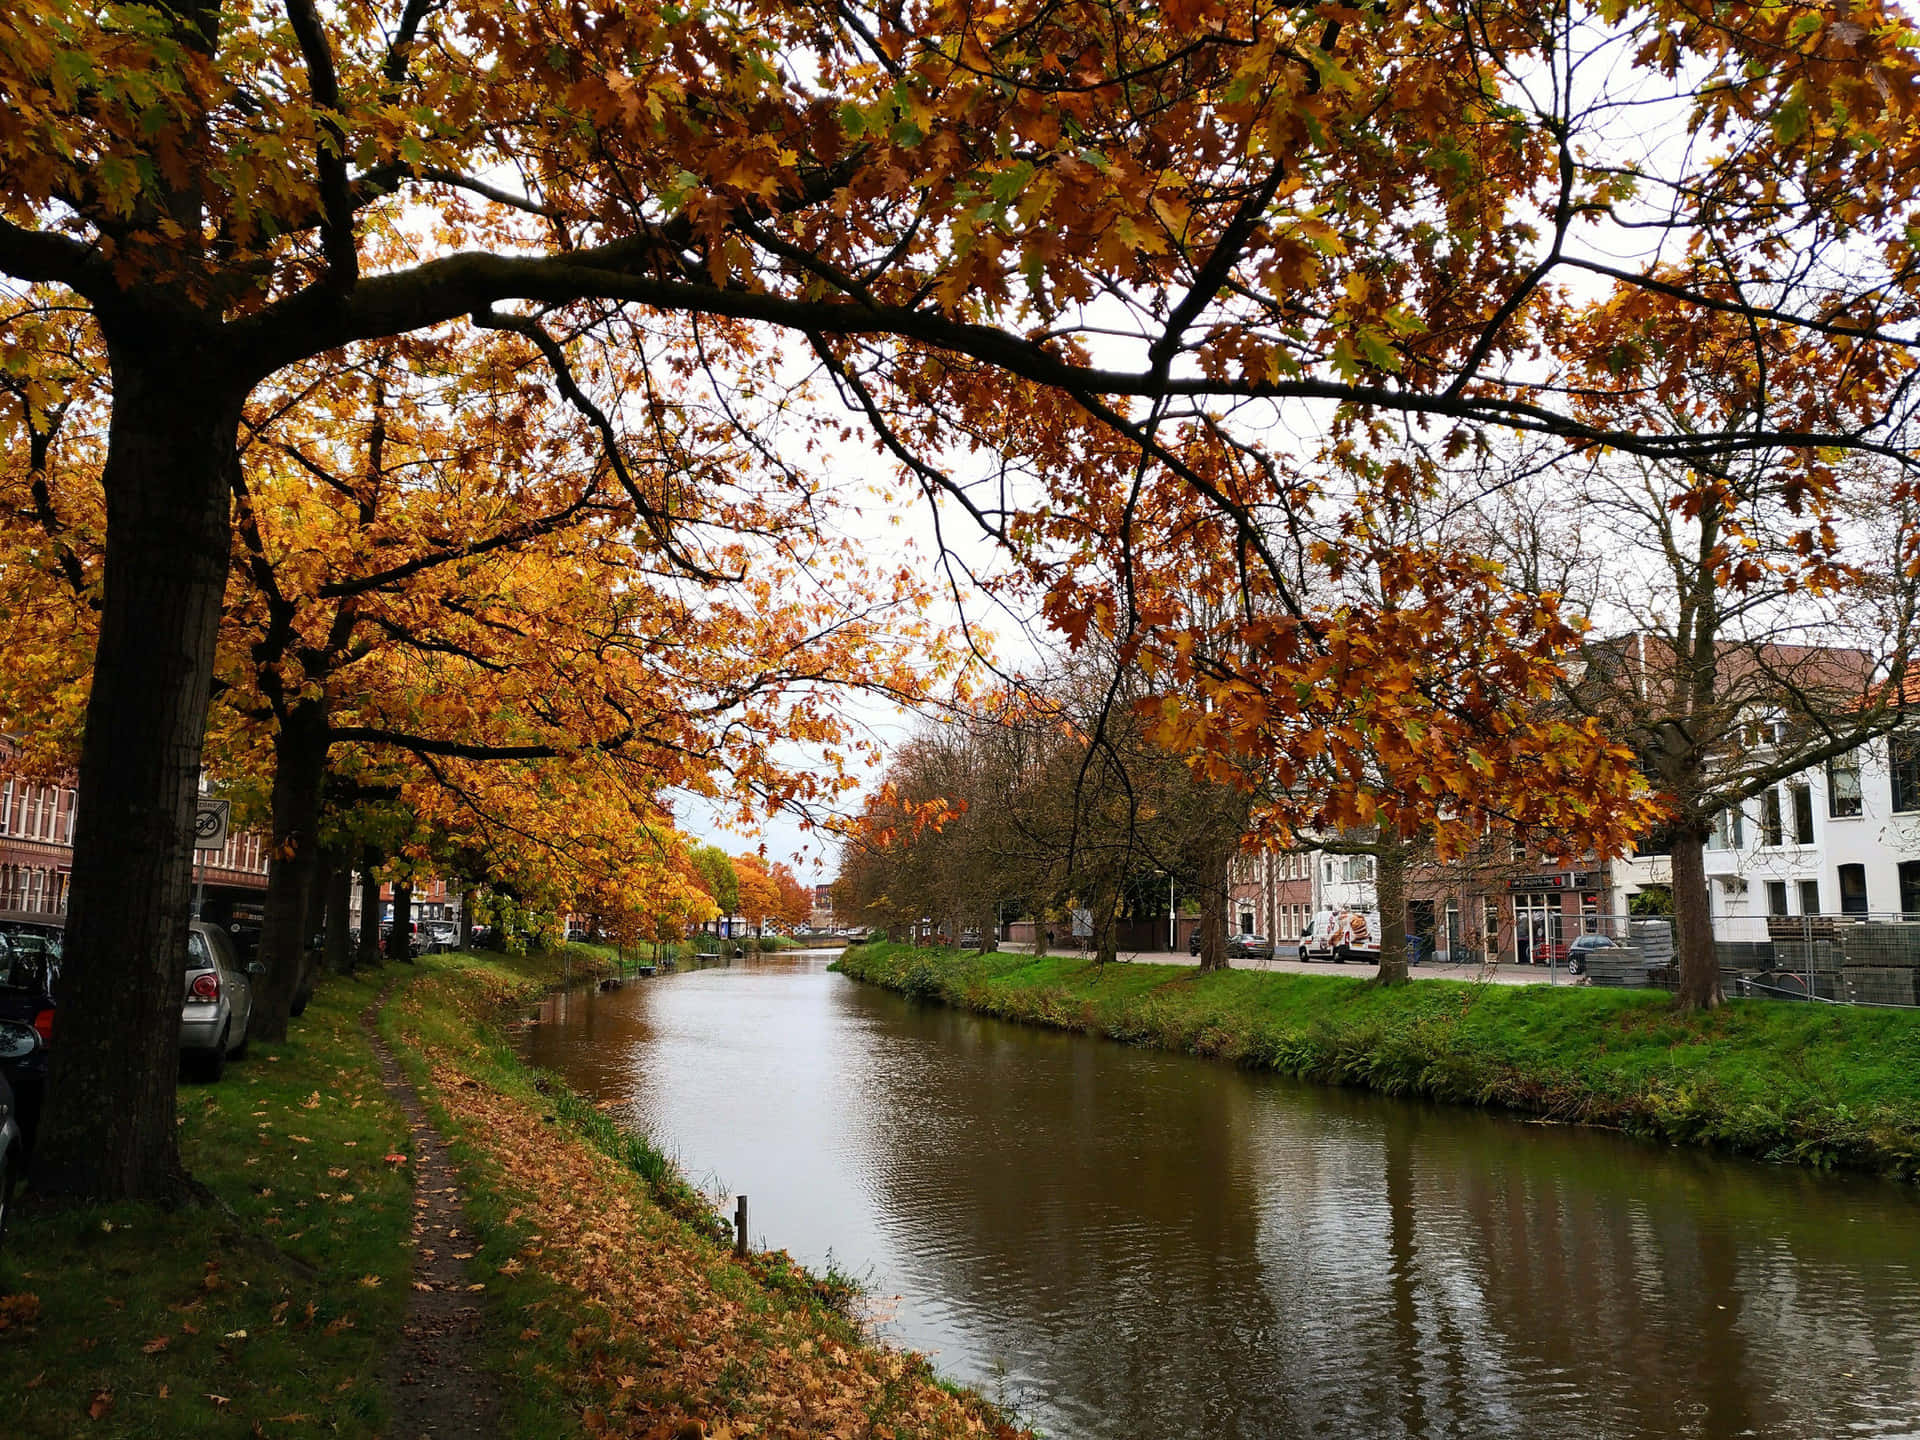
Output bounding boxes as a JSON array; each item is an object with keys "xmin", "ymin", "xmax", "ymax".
[{"xmin": 992, "ymin": 943, "xmax": 1577, "ymax": 987}]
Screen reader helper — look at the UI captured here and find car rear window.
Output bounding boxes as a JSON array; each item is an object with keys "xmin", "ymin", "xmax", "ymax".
[
  {"xmin": 187, "ymin": 931, "xmax": 214, "ymax": 971},
  {"xmin": 0, "ymin": 929, "xmax": 61, "ymax": 992}
]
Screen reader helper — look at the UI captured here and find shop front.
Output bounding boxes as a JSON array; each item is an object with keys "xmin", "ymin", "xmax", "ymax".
[{"xmin": 1506, "ymin": 871, "xmax": 1606, "ymax": 963}]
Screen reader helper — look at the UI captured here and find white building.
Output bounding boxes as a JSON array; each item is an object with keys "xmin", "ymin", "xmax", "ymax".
[{"xmin": 1613, "ymin": 730, "xmax": 1920, "ymax": 923}]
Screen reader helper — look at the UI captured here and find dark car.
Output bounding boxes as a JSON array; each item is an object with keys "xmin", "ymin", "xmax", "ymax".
[
  {"xmin": 1226, "ymin": 933, "xmax": 1275, "ymax": 960},
  {"xmin": 0, "ymin": 1019, "xmax": 39, "ymax": 1242},
  {"xmin": 0, "ymin": 915, "xmax": 60, "ymax": 1150},
  {"xmin": 1188, "ymin": 928, "xmax": 1203, "ymax": 956},
  {"xmin": 1566, "ymin": 932, "xmax": 1620, "ymax": 976}
]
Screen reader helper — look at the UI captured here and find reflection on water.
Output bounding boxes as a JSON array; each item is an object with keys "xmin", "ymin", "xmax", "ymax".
[{"xmin": 524, "ymin": 953, "xmax": 1920, "ymax": 1440}]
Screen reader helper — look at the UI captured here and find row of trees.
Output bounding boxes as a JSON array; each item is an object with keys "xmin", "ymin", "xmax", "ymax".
[
  {"xmin": 4, "ymin": 0, "xmax": 1918, "ymax": 1202},
  {"xmin": 836, "ymin": 661, "xmax": 1262, "ymax": 973}
]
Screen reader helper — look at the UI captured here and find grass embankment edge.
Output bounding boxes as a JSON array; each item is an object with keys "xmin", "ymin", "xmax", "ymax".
[
  {"xmin": 834, "ymin": 942, "xmax": 1920, "ymax": 1182},
  {"xmin": 377, "ymin": 947, "xmax": 1028, "ymax": 1439}
]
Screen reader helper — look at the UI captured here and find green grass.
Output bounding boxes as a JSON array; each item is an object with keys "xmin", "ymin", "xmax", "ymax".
[
  {"xmin": 0, "ymin": 943, "xmax": 1012, "ymax": 1439},
  {"xmin": 0, "ymin": 969, "xmax": 413, "ymax": 1438},
  {"xmin": 835, "ymin": 942, "xmax": 1920, "ymax": 1181}
]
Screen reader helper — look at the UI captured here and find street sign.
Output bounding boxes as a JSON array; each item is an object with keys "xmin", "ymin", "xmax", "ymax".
[
  {"xmin": 1071, "ymin": 907, "xmax": 1093, "ymax": 937},
  {"xmin": 194, "ymin": 798, "xmax": 230, "ymax": 851}
]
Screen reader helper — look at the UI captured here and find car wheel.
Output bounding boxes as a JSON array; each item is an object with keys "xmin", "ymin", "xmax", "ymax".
[{"xmin": 1334, "ymin": 945, "xmax": 1349, "ymax": 964}]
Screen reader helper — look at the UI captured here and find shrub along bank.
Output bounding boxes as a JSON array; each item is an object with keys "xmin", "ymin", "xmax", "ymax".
[{"xmin": 834, "ymin": 943, "xmax": 1920, "ymax": 1181}]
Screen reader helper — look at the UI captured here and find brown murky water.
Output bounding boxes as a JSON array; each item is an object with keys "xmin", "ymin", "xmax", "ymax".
[{"xmin": 522, "ymin": 951, "xmax": 1920, "ymax": 1440}]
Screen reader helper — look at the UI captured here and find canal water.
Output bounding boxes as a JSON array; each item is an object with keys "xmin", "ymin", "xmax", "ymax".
[{"xmin": 522, "ymin": 951, "xmax": 1920, "ymax": 1440}]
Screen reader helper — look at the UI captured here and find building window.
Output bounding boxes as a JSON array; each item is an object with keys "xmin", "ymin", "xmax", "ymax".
[
  {"xmin": 1798, "ymin": 879, "xmax": 1820, "ymax": 915},
  {"xmin": 1838, "ymin": 863, "xmax": 1869, "ymax": 915},
  {"xmin": 1791, "ymin": 783, "xmax": 1815, "ymax": 845},
  {"xmin": 1828, "ymin": 754, "xmax": 1863, "ymax": 818},
  {"xmin": 1893, "ymin": 736, "xmax": 1920, "ymax": 813},
  {"xmin": 1761, "ymin": 789, "xmax": 1784, "ymax": 847},
  {"xmin": 1900, "ymin": 862, "xmax": 1920, "ymax": 918},
  {"xmin": 0, "ymin": 779, "xmax": 11, "ymax": 834},
  {"xmin": 1718, "ymin": 805, "xmax": 1744, "ymax": 850},
  {"xmin": 1767, "ymin": 881, "xmax": 1789, "ymax": 917}
]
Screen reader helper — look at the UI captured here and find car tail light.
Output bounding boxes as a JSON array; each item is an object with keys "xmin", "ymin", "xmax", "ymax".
[
  {"xmin": 189, "ymin": 972, "xmax": 221, "ymax": 1003},
  {"xmin": 33, "ymin": 1008, "xmax": 53, "ymax": 1042}
]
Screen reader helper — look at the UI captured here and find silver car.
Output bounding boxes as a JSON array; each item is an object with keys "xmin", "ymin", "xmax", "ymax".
[{"xmin": 181, "ymin": 921, "xmax": 257, "ymax": 1081}]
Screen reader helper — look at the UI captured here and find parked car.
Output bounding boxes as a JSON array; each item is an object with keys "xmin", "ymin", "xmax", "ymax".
[
  {"xmin": 0, "ymin": 1041, "xmax": 30, "ymax": 1245},
  {"xmin": 181, "ymin": 921, "xmax": 259, "ymax": 1082},
  {"xmin": 1188, "ymin": 927, "xmax": 1203, "ymax": 956},
  {"xmin": 0, "ymin": 915, "xmax": 60, "ymax": 1149},
  {"xmin": 1226, "ymin": 932, "xmax": 1275, "ymax": 960},
  {"xmin": 1301, "ymin": 909, "xmax": 1382, "ymax": 963},
  {"xmin": 1565, "ymin": 932, "xmax": 1620, "ymax": 975}
]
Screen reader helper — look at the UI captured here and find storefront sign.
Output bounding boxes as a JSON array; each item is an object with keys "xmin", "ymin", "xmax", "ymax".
[{"xmin": 1509, "ymin": 871, "xmax": 1603, "ymax": 892}]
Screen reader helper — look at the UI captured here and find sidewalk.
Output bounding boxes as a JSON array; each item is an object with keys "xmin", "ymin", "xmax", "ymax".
[{"xmin": 994, "ymin": 943, "xmax": 1571, "ymax": 987}]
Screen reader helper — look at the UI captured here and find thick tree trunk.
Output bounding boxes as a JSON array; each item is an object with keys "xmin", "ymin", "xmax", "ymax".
[
  {"xmin": 1196, "ymin": 842, "xmax": 1232, "ymax": 972},
  {"xmin": 975, "ymin": 903, "xmax": 998, "ymax": 955},
  {"xmin": 324, "ymin": 856, "xmax": 353, "ymax": 975},
  {"xmin": 34, "ymin": 363, "xmax": 243, "ymax": 1201},
  {"xmin": 358, "ymin": 859, "xmax": 384, "ymax": 969},
  {"xmin": 1671, "ymin": 823, "xmax": 1722, "ymax": 1009},
  {"xmin": 1374, "ymin": 841, "xmax": 1410, "ymax": 986},
  {"xmin": 291, "ymin": 846, "xmax": 330, "ymax": 1014},
  {"xmin": 253, "ymin": 701, "xmax": 330, "ymax": 1039},
  {"xmin": 387, "ymin": 879, "xmax": 414, "ymax": 962}
]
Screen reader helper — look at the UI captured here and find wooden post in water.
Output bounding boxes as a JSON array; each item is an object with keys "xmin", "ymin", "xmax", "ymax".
[{"xmin": 735, "ymin": 1195, "xmax": 749, "ymax": 1257}]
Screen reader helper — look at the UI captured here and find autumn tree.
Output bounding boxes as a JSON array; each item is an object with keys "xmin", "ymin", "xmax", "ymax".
[
  {"xmin": 688, "ymin": 846, "xmax": 740, "ymax": 934},
  {"xmin": 1472, "ymin": 311, "xmax": 1920, "ymax": 1006},
  {"xmin": 769, "ymin": 862, "xmax": 812, "ymax": 933},
  {"xmin": 5, "ymin": 0, "xmax": 1919, "ymax": 1198}
]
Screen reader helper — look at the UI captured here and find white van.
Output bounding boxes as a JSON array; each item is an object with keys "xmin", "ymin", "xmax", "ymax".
[{"xmin": 1300, "ymin": 909, "xmax": 1382, "ymax": 963}]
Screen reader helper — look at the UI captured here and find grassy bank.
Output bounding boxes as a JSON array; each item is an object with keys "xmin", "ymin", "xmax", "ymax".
[
  {"xmin": 0, "ymin": 970, "xmax": 414, "ymax": 1437},
  {"xmin": 378, "ymin": 948, "xmax": 1023, "ymax": 1439},
  {"xmin": 834, "ymin": 943, "xmax": 1920, "ymax": 1181},
  {"xmin": 2, "ymin": 949, "xmax": 1024, "ymax": 1438}
]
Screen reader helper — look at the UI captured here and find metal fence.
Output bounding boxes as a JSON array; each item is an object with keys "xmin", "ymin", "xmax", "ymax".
[{"xmin": 1450, "ymin": 909, "xmax": 1920, "ymax": 1007}]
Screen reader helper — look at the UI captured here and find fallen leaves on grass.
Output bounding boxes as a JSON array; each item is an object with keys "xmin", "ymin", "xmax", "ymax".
[{"xmin": 425, "ymin": 1060, "xmax": 1021, "ymax": 1438}]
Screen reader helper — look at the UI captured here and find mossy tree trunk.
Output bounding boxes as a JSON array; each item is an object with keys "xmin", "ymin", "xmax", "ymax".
[
  {"xmin": 1373, "ymin": 839, "xmax": 1411, "ymax": 986},
  {"xmin": 1671, "ymin": 822, "xmax": 1722, "ymax": 1009},
  {"xmin": 1196, "ymin": 837, "xmax": 1232, "ymax": 973}
]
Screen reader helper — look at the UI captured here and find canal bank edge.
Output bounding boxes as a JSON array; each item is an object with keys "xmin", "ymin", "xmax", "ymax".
[
  {"xmin": 833, "ymin": 943, "xmax": 1920, "ymax": 1183},
  {"xmin": 376, "ymin": 948, "xmax": 1033, "ymax": 1440}
]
